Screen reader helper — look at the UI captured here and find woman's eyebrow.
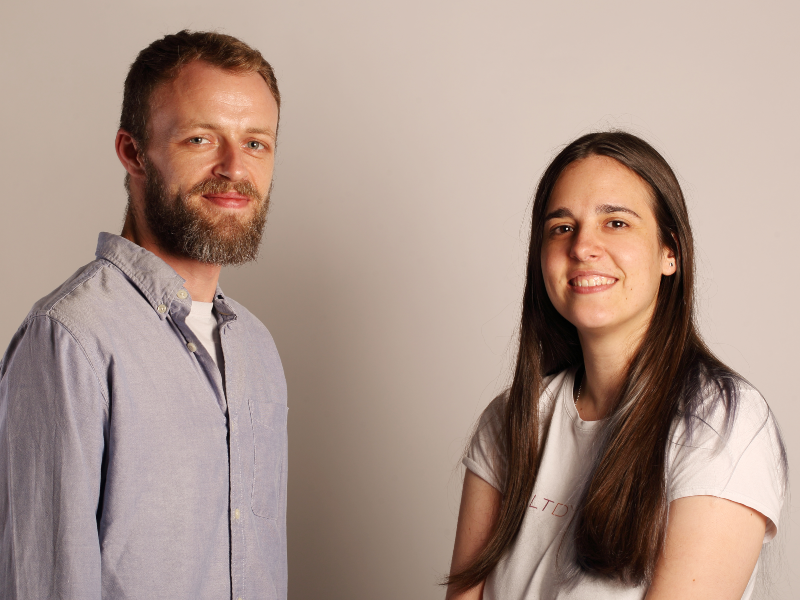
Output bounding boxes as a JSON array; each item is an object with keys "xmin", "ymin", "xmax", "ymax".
[
  {"xmin": 543, "ymin": 205, "xmax": 642, "ymax": 221},
  {"xmin": 544, "ymin": 207, "xmax": 573, "ymax": 221},
  {"xmin": 597, "ymin": 204, "xmax": 642, "ymax": 219}
]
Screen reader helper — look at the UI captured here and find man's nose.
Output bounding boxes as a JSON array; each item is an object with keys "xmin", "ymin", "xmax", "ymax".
[{"xmin": 212, "ymin": 142, "xmax": 248, "ymax": 182}]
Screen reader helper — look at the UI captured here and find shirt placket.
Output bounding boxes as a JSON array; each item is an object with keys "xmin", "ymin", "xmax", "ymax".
[
  {"xmin": 168, "ymin": 291, "xmax": 247, "ymax": 597},
  {"xmin": 217, "ymin": 305, "xmax": 247, "ymax": 600},
  {"xmin": 165, "ymin": 292, "xmax": 227, "ymax": 414}
]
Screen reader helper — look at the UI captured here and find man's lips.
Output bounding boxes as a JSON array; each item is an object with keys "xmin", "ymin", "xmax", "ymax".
[{"xmin": 202, "ymin": 192, "xmax": 252, "ymax": 209}]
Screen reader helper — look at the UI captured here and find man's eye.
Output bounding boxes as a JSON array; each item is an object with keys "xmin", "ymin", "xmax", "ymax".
[
  {"xmin": 188, "ymin": 137, "xmax": 209, "ymax": 145},
  {"xmin": 246, "ymin": 140, "xmax": 265, "ymax": 150}
]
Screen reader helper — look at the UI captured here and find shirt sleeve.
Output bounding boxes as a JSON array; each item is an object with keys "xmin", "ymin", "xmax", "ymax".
[
  {"xmin": 463, "ymin": 394, "xmax": 507, "ymax": 493},
  {"xmin": 0, "ymin": 315, "xmax": 107, "ymax": 599},
  {"xmin": 667, "ymin": 384, "xmax": 786, "ymax": 541}
]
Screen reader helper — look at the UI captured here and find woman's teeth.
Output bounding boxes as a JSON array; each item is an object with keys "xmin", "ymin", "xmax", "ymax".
[{"xmin": 571, "ymin": 276, "xmax": 614, "ymax": 287}]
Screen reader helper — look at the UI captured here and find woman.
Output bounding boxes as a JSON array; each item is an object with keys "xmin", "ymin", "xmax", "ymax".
[{"xmin": 446, "ymin": 132, "xmax": 787, "ymax": 600}]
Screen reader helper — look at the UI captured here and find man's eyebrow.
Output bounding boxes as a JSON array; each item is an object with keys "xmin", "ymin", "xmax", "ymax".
[
  {"xmin": 245, "ymin": 127, "xmax": 277, "ymax": 138},
  {"xmin": 180, "ymin": 122, "xmax": 220, "ymax": 132},
  {"xmin": 179, "ymin": 123, "xmax": 277, "ymax": 139},
  {"xmin": 596, "ymin": 204, "xmax": 641, "ymax": 219}
]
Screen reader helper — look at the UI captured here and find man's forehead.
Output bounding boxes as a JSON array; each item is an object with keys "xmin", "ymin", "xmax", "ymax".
[
  {"xmin": 147, "ymin": 60, "xmax": 279, "ymax": 135},
  {"xmin": 149, "ymin": 60, "xmax": 277, "ymax": 116}
]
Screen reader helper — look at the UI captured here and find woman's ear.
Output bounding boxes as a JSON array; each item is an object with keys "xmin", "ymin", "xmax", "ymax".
[{"xmin": 662, "ymin": 233, "xmax": 679, "ymax": 276}]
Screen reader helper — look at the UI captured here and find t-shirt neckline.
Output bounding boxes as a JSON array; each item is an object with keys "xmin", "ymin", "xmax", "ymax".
[
  {"xmin": 189, "ymin": 300, "xmax": 215, "ymax": 319},
  {"xmin": 563, "ymin": 367, "xmax": 605, "ymax": 431}
]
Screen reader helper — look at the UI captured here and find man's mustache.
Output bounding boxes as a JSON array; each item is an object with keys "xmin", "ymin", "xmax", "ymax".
[{"xmin": 185, "ymin": 178, "xmax": 263, "ymax": 203}]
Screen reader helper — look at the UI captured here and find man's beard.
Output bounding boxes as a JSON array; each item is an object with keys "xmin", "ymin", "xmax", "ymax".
[{"xmin": 140, "ymin": 159, "xmax": 270, "ymax": 266}]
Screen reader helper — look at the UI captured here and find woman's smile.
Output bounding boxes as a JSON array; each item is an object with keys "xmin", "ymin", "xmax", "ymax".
[{"xmin": 568, "ymin": 271, "xmax": 618, "ymax": 293}]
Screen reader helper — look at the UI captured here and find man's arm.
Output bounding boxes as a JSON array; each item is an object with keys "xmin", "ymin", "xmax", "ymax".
[{"xmin": 0, "ymin": 315, "xmax": 107, "ymax": 599}]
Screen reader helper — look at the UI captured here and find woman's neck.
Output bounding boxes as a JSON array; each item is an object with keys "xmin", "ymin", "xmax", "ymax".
[{"xmin": 576, "ymin": 328, "xmax": 643, "ymax": 420}]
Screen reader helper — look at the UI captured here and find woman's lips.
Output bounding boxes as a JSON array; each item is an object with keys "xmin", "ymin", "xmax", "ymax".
[
  {"xmin": 203, "ymin": 192, "xmax": 251, "ymax": 209},
  {"xmin": 568, "ymin": 275, "xmax": 617, "ymax": 293}
]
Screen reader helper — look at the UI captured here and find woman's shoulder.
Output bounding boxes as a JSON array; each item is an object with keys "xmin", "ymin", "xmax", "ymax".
[
  {"xmin": 477, "ymin": 369, "xmax": 572, "ymax": 423},
  {"xmin": 679, "ymin": 374, "xmax": 776, "ymax": 445},
  {"xmin": 466, "ymin": 369, "xmax": 574, "ymax": 492},
  {"xmin": 668, "ymin": 374, "xmax": 787, "ymax": 538},
  {"xmin": 466, "ymin": 393, "xmax": 507, "ymax": 492},
  {"xmin": 670, "ymin": 371, "xmax": 786, "ymax": 474}
]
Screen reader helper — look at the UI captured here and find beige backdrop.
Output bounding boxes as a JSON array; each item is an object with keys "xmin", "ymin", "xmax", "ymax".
[{"xmin": 1, "ymin": 1, "xmax": 797, "ymax": 598}]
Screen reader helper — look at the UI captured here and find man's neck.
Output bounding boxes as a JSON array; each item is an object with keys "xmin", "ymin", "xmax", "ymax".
[
  {"xmin": 121, "ymin": 216, "xmax": 221, "ymax": 303},
  {"xmin": 157, "ymin": 253, "xmax": 221, "ymax": 303}
]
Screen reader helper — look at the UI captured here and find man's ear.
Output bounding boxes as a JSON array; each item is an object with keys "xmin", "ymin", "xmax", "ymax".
[{"xmin": 115, "ymin": 129, "xmax": 146, "ymax": 179}]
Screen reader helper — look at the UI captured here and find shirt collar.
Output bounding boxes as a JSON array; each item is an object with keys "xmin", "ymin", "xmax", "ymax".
[{"xmin": 95, "ymin": 232, "xmax": 235, "ymax": 321}]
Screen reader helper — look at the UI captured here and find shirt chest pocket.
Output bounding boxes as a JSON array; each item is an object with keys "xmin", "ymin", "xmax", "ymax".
[{"xmin": 248, "ymin": 398, "xmax": 288, "ymax": 519}]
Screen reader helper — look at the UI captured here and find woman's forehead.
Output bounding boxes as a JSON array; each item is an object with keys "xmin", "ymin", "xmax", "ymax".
[{"xmin": 547, "ymin": 155, "xmax": 656, "ymax": 215}]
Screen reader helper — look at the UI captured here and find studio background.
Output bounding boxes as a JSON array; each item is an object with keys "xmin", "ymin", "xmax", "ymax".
[{"xmin": 1, "ymin": 1, "xmax": 797, "ymax": 598}]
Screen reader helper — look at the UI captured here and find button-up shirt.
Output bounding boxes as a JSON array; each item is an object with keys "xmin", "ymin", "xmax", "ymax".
[{"xmin": 0, "ymin": 233, "xmax": 288, "ymax": 599}]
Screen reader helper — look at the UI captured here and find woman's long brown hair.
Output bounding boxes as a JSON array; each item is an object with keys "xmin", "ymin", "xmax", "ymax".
[{"xmin": 447, "ymin": 131, "xmax": 785, "ymax": 591}]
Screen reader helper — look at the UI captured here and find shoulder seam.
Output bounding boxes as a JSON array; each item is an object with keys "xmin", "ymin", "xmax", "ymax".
[{"xmin": 27, "ymin": 260, "xmax": 108, "ymax": 320}]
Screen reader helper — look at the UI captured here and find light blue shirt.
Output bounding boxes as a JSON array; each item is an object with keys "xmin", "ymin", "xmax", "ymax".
[{"xmin": 0, "ymin": 233, "xmax": 288, "ymax": 599}]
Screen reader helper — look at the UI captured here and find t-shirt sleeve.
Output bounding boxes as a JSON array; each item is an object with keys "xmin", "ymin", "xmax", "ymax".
[
  {"xmin": 667, "ymin": 384, "xmax": 786, "ymax": 541},
  {"xmin": 463, "ymin": 394, "xmax": 507, "ymax": 493}
]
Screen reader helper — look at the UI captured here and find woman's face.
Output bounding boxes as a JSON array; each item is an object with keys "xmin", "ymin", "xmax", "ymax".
[{"xmin": 540, "ymin": 155, "xmax": 675, "ymax": 344}]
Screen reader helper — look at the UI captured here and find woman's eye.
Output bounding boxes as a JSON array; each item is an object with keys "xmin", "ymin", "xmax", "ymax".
[
  {"xmin": 553, "ymin": 225, "xmax": 574, "ymax": 234},
  {"xmin": 607, "ymin": 220, "xmax": 627, "ymax": 229}
]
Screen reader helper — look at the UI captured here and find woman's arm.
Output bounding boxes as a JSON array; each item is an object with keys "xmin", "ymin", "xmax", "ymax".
[
  {"xmin": 445, "ymin": 470, "xmax": 502, "ymax": 600},
  {"xmin": 645, "ymin": 496, "xmax": 767, "ymax": 600}
]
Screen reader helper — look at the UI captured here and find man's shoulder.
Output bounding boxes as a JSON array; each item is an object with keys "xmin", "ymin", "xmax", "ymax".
[
  {"xmin": 221, "ymin": 296, "xmax": 283, "ymax": 363},
  {"xmin": 1, "ymin": 257, "xmax": 123, "ymax": 374},
  {"xmin": 27, "ymin": 258, "xmax": 124, "ymax": 327},
  {"xmin": 221, "ymin": 296, "xmax": 266, "ymax": 331},
  {"xmin": 218, "ymin": 296, "xmax": 286, "ymax": 400}
]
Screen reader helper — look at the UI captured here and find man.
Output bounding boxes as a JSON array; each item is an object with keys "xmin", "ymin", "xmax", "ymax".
[{"xmin": 0, "ymin": 31, "xmax": 287, "ymax": 599}]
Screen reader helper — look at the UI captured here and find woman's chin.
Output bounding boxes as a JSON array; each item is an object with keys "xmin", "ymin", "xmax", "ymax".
[{"xmin": 566, "ymin": 312, "xmax": 618, "ymax": 334}]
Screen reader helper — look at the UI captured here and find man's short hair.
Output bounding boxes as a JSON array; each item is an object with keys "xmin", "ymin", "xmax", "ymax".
[{"xmin": 120, "ymin": 30, "xmax": 280, "ymax": 149}]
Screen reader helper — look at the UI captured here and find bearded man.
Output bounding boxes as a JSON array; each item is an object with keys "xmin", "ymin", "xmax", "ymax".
[{"xmin": 0, "ymin": 31, "xmax": 287, "ymax": 599}]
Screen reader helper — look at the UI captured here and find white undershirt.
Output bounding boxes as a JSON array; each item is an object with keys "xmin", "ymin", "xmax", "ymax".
[{"xmin": 184, "ymin": 301, "xmax": 224, "ymax": 370}]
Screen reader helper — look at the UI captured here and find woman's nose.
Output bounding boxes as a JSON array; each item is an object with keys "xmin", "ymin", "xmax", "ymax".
[{"xmin": 569, "ymin": 226, "xmax": 603, "ymax": 262}]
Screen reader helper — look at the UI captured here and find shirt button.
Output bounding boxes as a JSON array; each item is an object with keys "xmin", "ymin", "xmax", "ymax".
[
  {"xmin": 157, "ymin": 304, "xmax": 167, "ymax": 314},
  {"xmin": 177, "ymin": 289, "xmax": 188, "ymax": 299},
  {"xmin": 187, "ymin": 342, "xmax": 197, "ymax": 352},
  {"xmin": 234, "ymin": 508, "xmax": 241, "ymax": 520}
]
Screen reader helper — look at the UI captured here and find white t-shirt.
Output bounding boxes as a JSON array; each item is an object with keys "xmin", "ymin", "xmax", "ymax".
[
  {"xmin": 464, "ymin": 369, "xmax": 785, "ymax": 600},
  {"xmin": 184, "ymin": 301, "xmax": 224, "ymax": 369}
]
